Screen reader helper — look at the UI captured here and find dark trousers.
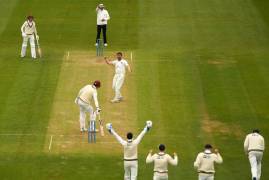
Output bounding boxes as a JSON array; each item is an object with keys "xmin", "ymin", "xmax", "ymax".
[{"xmin": 96, "ymin": 25, "xmax": 107, "ymax": 43}]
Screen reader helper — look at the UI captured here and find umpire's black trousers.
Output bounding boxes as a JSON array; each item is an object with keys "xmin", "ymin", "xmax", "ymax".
[{"xmin": 96, "ymin": 25, "xmax": 107, "ymax": 44}]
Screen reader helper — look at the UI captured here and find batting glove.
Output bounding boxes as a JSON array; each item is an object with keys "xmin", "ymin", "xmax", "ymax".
[
  {"xmin": 146, "ymin": 120, "xmax": 153, "ymax": 131},
  {"xmin": 106, "ymin": 123, "xmax": 112, "ymax": 134}
]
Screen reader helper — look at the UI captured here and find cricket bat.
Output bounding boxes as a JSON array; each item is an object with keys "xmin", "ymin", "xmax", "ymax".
[
  {"xmin": 36, "ymin": 37, "xmax": 42, "ymax": 58},
  {"xmin": 98, "ymin": 114, "xmax": 105, "ymax": 137}
]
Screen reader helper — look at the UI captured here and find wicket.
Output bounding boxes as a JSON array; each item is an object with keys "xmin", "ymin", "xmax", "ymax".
[
  {"xmin": 96, "ymin": 39, "xmax": 103, "ymax": 56},
  {"xmin": 88, "ymin": 120, "xmax": 96, "ymax": 143}
]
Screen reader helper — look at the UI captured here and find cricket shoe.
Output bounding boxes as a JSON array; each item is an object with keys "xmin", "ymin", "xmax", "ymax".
[
  {"xmin": 118, "ymin": 97, "xmax": 124, "ymax": 101},
  {"xmin": 80, "ymin": 128, "xmax": 88, "ymax": 132},
  {"xmin": 104, "ymin": 43, "xmax": 108, "ymax": 47},
  {"xmin": 95, "ymin": 43, "xmax": 98, "ymax": 46},
  {"xmin": 110, "ymin": 99, "xmax": 120, "ymax": 103}
]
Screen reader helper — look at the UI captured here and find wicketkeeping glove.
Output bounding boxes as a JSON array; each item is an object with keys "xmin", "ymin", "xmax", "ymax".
[{"xmin": 145, "ymin": 120, "xmax": 153, "ymax": 131}]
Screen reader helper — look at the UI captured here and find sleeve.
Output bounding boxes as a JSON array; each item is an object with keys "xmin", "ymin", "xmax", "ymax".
[
  {"xmin": 261, "ymin": 136, "xmax": 265, "ymax": 150},
  {"xmin": 194, "ymin": 153, "xmax": 201, "ymax": 169},
  {"xmin": 111, "ymin": 60, "xmax": 117, "ymax": 65},
  {"xmin": 214, "ymin": 153, "xmax": 223, "ymax": 164},
  {"xmin": 34, "ymin": 22, "xmax": 37, "ymax": 35},
  {"xmin": 21, "ymin": 22, "xmax": 26, "ymax": 33},
  {"xmin": 105, "ymin": 10, "xmax": 110, "ymax": 20},
  {"xmin": 167, "ymin": 154, "xmax": 178, "ymax": 166},
  {"xmin": 124, "ymin": 60, "xmax": 129, "ymax": 67},
  {"xmin": 244, "ymin": 135, "xmax": 249, "ymax": 153},
  {"xmin": 111, "ymin": 129, "xmax": 127, "ymax": 146},
  {"xmin": 133, "ymin": 128, "xmax": 147, "ymax": 145},
  {"xmin": 93, "ymin": 90, "xmax": 99, "ymax": 108},
  {"xmin": 146, "ymin": 153, "xmax": 155, "ymax": 164}
]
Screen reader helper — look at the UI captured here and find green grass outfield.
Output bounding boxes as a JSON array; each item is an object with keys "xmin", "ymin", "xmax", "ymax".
[{"xmin": 0, "ymin": 0, "xmax": 269, "ymax": 179}]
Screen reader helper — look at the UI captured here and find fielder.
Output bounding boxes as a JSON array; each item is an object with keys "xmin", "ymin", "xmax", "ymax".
[
  {"xmin": 146, "ymin": 144, "xmax": 178, "ymax": 180},
  {"xmin": 105, "ymin": 52, "xmax": 131, "ymax": 103},
  {"xmin": 244, "ymin": 129, "xmax": 265, "ymax": 180},
  {"xmin": 21, "ymin": 16, "xmax": 39, "ymax": 59},
  {"xmin": 106, "ymin": 121, "xmax": 153, "ymax": 180},
  {"xmin": 96, "ymin": 3, "xmax": 110, "ymax": 46},
  {"xmin": 75, "ymin": 80, "xmax": 101, "ymax": 132},
  {"xmin": 194, "ymin": 144, "xmax": 223, "ymax": 180}
]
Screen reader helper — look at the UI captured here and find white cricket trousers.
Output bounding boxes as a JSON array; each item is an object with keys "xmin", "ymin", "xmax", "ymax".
[
  {"xmin": 249, "ymin": 151, "xmax": 263, "ymax": 180},
  {"xmin": 77, "ymin": 98, "xmax": 95, "ymax": 129},
  {"xmin": 198, "ymin": 174, "xmax": 214, "ymax": 180},
  {"xmin": 112, "ymin": 73, "xmax": 125, "ymax": 100},
  {"xmin": 21, "ymin": 34, "xmax": 36, "ymax": 58},
  {"xmin": 153, "ymin": 173, "xmax": 168, "ymax": 180},
  {"xmin": 124, "ymin": 160, "xmax": 137, "ymax": 180}
]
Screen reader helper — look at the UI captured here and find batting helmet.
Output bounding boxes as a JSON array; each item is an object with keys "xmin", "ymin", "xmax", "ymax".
[{"xmin": 93, "ymin": 80, "xmax": 101, "ymax": 88}]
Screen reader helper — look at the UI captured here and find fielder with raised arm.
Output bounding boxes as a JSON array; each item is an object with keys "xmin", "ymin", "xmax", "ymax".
[
  {"xmin": 105, "ymin": 52, "xmax": 131, "ymax": 103},
  {"xmin": 106, "ymin": 121, "xmax": 153, "ymax": 180},
  {"xmin": 146, "ymin": 144, "xmax": 178, "ymax": 180},
  {"xmin": 21, "ymin": 16, "xmax": 39, "ymax": 59},
  {"xmin": 75, "ymin": 80, "xmax": 101, "ymax": 132},
  {"xmin": 194, "ymin": 144, "xmax": 223, "ymax": 180},
  {"xmin": 244, "ymin": 129, "xmax": 265, "ymax": 180}
]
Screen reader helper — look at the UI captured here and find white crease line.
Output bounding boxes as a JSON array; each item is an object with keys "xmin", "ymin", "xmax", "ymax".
[{"xmin": 49, "ymin": 135, "xmax": 53, "ymax": 151}]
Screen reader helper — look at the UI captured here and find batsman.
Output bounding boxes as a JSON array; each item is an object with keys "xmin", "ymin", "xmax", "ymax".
[
  {"xmin": 20, "ymin": 16, "xmax": 39, "ymax": 59},
  {"xmin": 75, "ymin": 80, "xmax": 101, "ymax": 132}
]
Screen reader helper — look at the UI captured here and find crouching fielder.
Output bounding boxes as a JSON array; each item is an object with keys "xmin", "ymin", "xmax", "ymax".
[
  {"xmin": 244, "ymin": 129, "xmax": 265, "ymax": 180},
  {"xmin": 21, "ymin": 16, "xmax": 39, "ymax": 59},
  {"xmin": 75, "ymin": 80, "xmax": 101, "ymax": 132},
  {"xmin": 194, "ymin": 144, "xmax": 223, "ymax": 180},
  {"xmin": 106, "ymin": 121, "xmax": 153, "ymax": 180},
  {"xmin": 146, "ymin": 144, "xmax": 178, "ymax": 180}
]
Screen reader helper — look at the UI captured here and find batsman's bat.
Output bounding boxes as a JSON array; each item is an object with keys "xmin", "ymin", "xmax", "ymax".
[
  {"xmin": 36, "ymin": 37, "xmax": 42, "ymax": 58},
  {"xmin": 98, "ymin": 114, "xmax": 105, "ymax": 137}
]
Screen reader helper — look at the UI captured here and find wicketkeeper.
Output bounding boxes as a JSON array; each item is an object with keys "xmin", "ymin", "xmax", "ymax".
[
  {"xmin": 194, "ymin": 144, "xmax": 223, "ymax": 180},
  {"xmin": 106, "ymin": 121, "xmax": 153, "ymax": 180},
  {"xmin": 244, "ymin": 129, "xmax": 265, "ymax": 180},
  {"xmin": 146, "ymin": 144, "xmax": 178, "ymax": 180},
  {"xmin": 95, "ymin": 3, "xmax": 110, "ymax": 46},
  {"xmin": 20, "ymin": 16, "xmax": 39, "ymax": 59},
  {"xmin": 105, "ymin": 52, "xmax": 131, "ymax": 103},
  {"xmin": 75, "ymin": 80, "xmax": 101, "ymax": 132}
]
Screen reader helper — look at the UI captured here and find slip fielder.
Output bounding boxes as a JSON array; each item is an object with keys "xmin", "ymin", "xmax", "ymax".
[
  {"xmin": 75, "ymin": 80, "xmax": 101, "ymax": 132},
  {"xmin": 244, "ymin": 129, "xmax": 265, "ymax": 180},
  {"xmin": 194, "ymin": 144, "xmax": 223, "ymax": 180},
  {"xmin": 146, "ymin": 144, "xmax": 178, "ymax": 180},
  {"xmin": 106, "ymin": 121, "xmax": 153, "ymax": 180},
  {"xmin": 105, "ymin": 52, "xmax": 131, "ymax": 103},
  {"xmin": 21, "ymin": 16, "xmax": 39, "ymax": 59}
]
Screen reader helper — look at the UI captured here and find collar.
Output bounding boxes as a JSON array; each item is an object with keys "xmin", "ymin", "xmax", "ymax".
[
  {"xmin": 158, "ymin": 152, "xmax": 165, "ymax": 156},
  {"xmin": 127, "ymin": 139, "xmax": 133, "ymax": 143},
  {"xmin": 92, "ymin": 85, "xmax": 96, "ymax": 89},
  {"xmin": 204, "ymin": 149, "xmax": 212, "ymax": 154}
]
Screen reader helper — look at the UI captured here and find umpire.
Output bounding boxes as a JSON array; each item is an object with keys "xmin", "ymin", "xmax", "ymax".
[{"xmin": 95, "ymin": 4, "xmax": 110, "ymax": 47}]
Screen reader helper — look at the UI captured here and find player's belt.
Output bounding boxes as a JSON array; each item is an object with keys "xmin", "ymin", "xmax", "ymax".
[
  {"xmin": 154, "ymin": 171, "xmax": 168, "ymax": 174},
  {"xmin": 26, "ymin": 34, "xmax": 33, "ymax": 35},
  {"xmin": 248, "ymin": 149, "xmax": 264, "ymax": 153},
  {"xmin": 78, "ymin": 97, "xmax": 89, "ymax": 105},
  {"xmin": 124, "ymin": 159, "xmax": 138, "ymax": 161},
  {"xmin": 198, "ymin": 171, "xmax": 214, "ymax": 174}
]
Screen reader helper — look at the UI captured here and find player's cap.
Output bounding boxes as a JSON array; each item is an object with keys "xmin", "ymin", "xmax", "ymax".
[
  {"xmin": 204, "ymin": 144, "xmax": 213, "ymax": 149},
  {"xmin": 99, "ymin": 4, "xmax": 104, "ymax": 8},
  {"xmin": 93, "ymin": 80, "xmax": 101, "ymax": 88}
]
